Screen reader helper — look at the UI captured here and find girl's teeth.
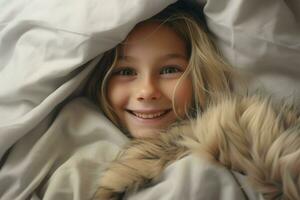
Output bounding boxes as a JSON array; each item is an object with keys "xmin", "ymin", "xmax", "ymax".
[{"xmin": 132, "ymin": 111, "xmax": 167, "ymax": 119}]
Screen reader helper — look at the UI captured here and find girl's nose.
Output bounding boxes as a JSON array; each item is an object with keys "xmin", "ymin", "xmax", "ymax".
[{"xmin": 136, "ymin": 78, "xmax": 161, "ymax": 101}]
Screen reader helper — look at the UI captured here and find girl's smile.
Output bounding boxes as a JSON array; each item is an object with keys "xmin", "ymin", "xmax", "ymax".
[
  {"xmin": 107, "ymin": 21, "xmax": 193, "ymax": 138},
  {"xmin": 126, "ymin": 109, "xmax": 172, "ymax": 119},
  {"xmin": 125, "ymin": 108, "xmax": 173, "ymax": 125}
]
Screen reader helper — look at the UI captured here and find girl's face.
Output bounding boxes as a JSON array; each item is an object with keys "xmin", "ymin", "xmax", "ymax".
[{"xmin": 107, "ymin": 22, "xmax": 193, "ymax": 138}]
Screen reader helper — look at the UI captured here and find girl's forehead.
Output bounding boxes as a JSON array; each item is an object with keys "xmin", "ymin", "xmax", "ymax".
[
  {"xmin": 123, "ymin": 21, "xmax": 179, "ymax": 44},
  {"xmin": 119, "ymin": 21, "xmax": 187, "ymax": 57},
  {"xmin": 126, "ymin": 21, "xmax": 160, "ymax": 39}
]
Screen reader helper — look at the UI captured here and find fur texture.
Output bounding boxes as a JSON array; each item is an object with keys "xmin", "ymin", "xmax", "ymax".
[{"xmin": 93, "ymin": 95, "xmax": 300, "ymax": 200}]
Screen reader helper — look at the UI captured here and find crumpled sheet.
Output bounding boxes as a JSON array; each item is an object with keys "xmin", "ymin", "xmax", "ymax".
[
  {"xmin": 1, "ymin": 97, "xmax": 261, "ymax": 200},
  {"xmin": 203, "ymin": 0, "xmax": 300, "ymax": 105},
  {"xmin": 0, "ymin": 0, "xmax": 299, "ymax": 199}
]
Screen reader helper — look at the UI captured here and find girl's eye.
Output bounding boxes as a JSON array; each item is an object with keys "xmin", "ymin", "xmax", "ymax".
[
  {"xmin": 113, "ymin": 67, "xmax": 137, "ymax": 76},
  {"xmin": 160, "ymin": 66, "xmax": 181, "ymax": 75}
]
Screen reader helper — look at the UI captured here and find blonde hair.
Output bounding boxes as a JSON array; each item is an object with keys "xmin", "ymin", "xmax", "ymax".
[{"xmin": 86, "ymin": 2, "xmax": 234, "ymax": 127}]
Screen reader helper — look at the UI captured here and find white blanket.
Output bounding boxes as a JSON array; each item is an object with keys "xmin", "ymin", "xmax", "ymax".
[
  {"xmin": 0, "ymin": 0, "xmax": 299, "ymax": 199},
  {"xmin": 1, "ymin": 97, "xmax": 261, "ymax": 200},
  {"xmin": 204, "ymin": 0, "xmax": 300, "ymax": 105}
]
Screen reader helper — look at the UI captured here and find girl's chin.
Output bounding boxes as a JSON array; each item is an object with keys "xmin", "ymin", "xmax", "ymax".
[{"xmin": 129, "ymin": 128, "xmax": 164, "ymax": 138}]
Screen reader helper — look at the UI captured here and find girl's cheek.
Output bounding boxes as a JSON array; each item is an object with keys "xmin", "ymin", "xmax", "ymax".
[{"xmin": 107, "ymin": 80, "xmax": 129, "ymax": 109}]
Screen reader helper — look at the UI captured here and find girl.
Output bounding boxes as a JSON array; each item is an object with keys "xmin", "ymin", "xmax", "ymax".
[
  {"xmin": 87, "ymin": 2, "xmax": 300, "ymax": 200},
  {"xmin": 87, "ymin": 2, "xmax": 234, "ymax": 139}
]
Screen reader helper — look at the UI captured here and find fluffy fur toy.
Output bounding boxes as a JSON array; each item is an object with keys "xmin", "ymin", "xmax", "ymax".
[{"xmin": 93, "ymin": 95, "xmax": 300, "ymax": 200}]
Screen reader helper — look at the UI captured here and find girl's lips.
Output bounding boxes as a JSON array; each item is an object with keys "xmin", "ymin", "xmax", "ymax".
[{"xmin": 126, "ymin": 109, "xmax": 172, "ymax": 120}]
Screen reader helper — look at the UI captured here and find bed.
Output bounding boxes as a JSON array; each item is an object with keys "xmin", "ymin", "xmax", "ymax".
[{"xmin": 0, "ymin": 0, "xmax": 299, "ymax": 199}]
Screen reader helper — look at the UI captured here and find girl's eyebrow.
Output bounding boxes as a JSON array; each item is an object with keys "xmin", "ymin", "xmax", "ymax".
[
  {"xmin": 160, "ymin": 53, "xmax": 187, "ymax": 60},
  {"xmin": 118, "ymin": 53, "xmax": 187, "ymax": 62},
  {"xmin": 117, "ymin": 55, "xmax": 137, "ymax": 62}
]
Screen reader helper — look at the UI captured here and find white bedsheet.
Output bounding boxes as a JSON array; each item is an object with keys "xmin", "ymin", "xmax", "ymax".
[
  {"xmin": 1, "ymin": 0, "xmax": 299, "ymax": 199},
  {"xmin": 0, "ymin": 0, "xmax": 175, "ymax": 161},
  {"xmin": 203, "ymin": 0, "xmax": 300, "ymax": 105},
  {"xmin": 0, "ymin": 97, "xmax": 260, "ymax": 200}
]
